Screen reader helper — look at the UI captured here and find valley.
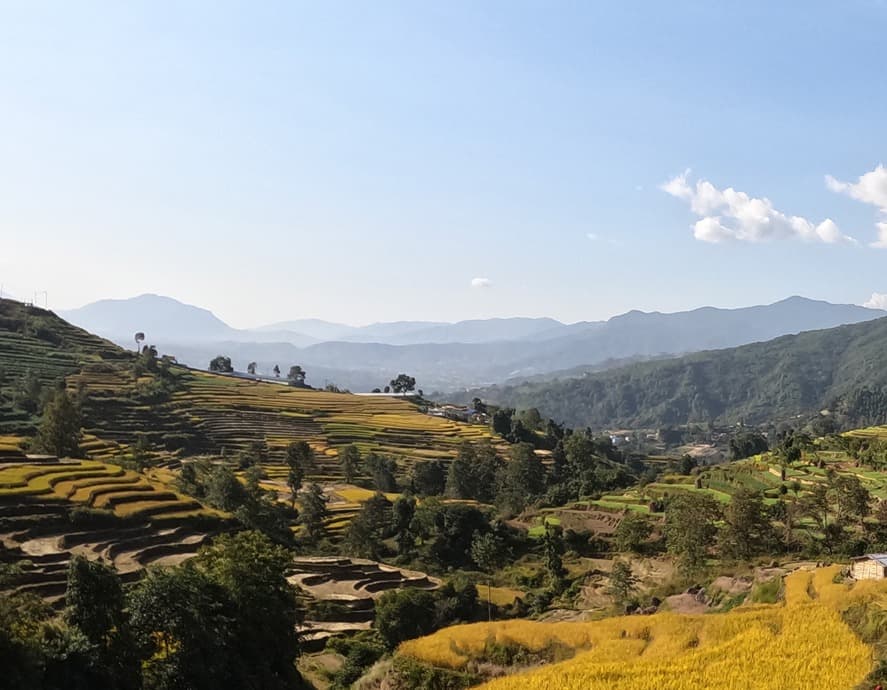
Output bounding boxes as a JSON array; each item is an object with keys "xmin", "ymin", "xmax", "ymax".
[{"xmin": 4, "ymin": 298, "xmax": 887, "ymax": 690}]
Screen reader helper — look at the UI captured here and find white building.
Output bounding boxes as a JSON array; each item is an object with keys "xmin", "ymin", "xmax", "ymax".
[{"xmin": 850, "ymin": 554, "xmax": 887, "ymax": 580}]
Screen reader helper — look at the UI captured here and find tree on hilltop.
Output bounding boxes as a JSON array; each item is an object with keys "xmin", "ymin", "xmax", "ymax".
[
  {"xmin": 209, "ymin": 355, "xmax": 233, "ymax": 373},
  {"xmin": 134, "ymin": 331, "xmax": 145, "ymax": 352},
  {"xmin": 389, "ymin": 374, "xmax": 416, "ymax": 394},
  {"xmin": 273, "ymin": 364, "xmax": 280, "ymax": 378},
  {"xmin": 287, "ymin": 365, "xmax": 306, "ymax": 387},
  {"xmin": 247, "ymin": 362, "xmax": 257, "ymax": 376}
]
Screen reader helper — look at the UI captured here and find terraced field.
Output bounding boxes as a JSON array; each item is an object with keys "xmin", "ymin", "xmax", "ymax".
[
  {"xmin": 0, "ymin": 299, "xmax": 126, "ymax": 435},
  {"xmin": 397, "ymin": 566, "xmax": 876, "ymax": 690},
  {"xmin": 74, "ymin": 367, "xmax": 499, "ymax": 474},
  {"xmin": 0, "ymin": 435, "xmax": 26, "ymax": 460},
  {"xmin": 0, "ymin": 460, "xmax": 216, "ymax": 520},
  {"xmin": 0, "ymin": 500, "xmax": 218, "ymax": 604},
  {"xmin": 0, "ymin": 462, "xmax": 224, "ymax": 606},
  {"xmin": 291, "ymin": 556, "xmax": 440, "ymax": 650},
  {"xmin": 587, "ymin": 446, "xmax": 887, "ymax": 519},
  {"xmin": 2, "ymin": 300, "xmax": 503, "ymax": 484}
]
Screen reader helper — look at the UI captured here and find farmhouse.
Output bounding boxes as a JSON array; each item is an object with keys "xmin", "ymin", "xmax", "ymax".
[{"xmin": 850, "ymin": 554, "xmax": 887, "ymax": 580}]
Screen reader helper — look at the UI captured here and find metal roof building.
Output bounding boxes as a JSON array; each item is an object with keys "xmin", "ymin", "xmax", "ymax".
[{"xmin": 850, "ymin": 554, "xmax": 887, "ymax": 580}]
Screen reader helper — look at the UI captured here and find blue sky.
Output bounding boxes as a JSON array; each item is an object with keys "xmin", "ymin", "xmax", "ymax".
[{"xmin": 1, "ymin": 1, "xmax": 886, "ymax": 327}]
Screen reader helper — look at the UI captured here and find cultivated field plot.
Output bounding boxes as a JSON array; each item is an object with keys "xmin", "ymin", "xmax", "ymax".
[
  {"xmin": 0, "ymin": 463, "xmax": 222, "ymax": 606},
  {"xmin": 399, "ymin": 566, "xmax": 875, "ymax": 690},
  {"xmin": 176, "ymin": 373, "xmax": 495, "ymax": 459},
  {"xmin": 0, "ymin": 435, "xmax": 26, "ymax": 460},
  {"xmin": 291, "ymin": 556, "xmax": 440, "ymax": 649},
  {"xmin": 845, "ymin": 426, "xmax": 887, "ymax": 439},
  {"xmin": 590, "ymin": 448, "xmax": 887, "ymax": 518},
  {"xmin": 0, "ymin": 460, "xmax": 214, "ymax": 520},
  {"xmin": 72, "ymin": 366, "xmax": 499, "ymax": 474}
]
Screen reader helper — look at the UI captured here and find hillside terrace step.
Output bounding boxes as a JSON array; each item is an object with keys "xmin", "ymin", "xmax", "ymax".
[
  {"xmin": 59, "ymin": 525, "xmax": 156, "ymax": 548},
  {"xmin": 15, "ymin": 579, "xmax": 68, "ymax": 599},
  {"xmin": 106, "ymin": 528, "xmax": 203, "ymax": 559},
  {"xmin": 133, "ymin": 540, "xmax": 207, "ymax": 565},
  {"xmin": 0, "ymin": 503, "xmax": 70, "ymax": 518}
]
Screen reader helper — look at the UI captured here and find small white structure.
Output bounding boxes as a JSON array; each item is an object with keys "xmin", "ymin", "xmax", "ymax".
[{"xmin": 850, "ymin": 554, "xmax": 887, "ymax": 580}]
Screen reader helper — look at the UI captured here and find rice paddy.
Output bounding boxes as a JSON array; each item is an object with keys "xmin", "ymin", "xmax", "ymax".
[
  {"xmin": 0, "ymin": 460, "xmax": 214, "ymax": 520},
  {"xmin": 398, "ymin": 566, "xmax": 877, "ymax": 690}
]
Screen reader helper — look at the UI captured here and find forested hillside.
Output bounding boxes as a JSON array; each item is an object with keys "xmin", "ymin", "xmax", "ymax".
[{"xmin": 461, "ymin": 315, "xmax": 887, "ymax": 430}]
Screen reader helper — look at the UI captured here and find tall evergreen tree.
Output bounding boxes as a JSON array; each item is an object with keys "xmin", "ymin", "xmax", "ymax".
[{"xmin": 35, "ymin": 389, "xmax": 82, "ymax": 458}]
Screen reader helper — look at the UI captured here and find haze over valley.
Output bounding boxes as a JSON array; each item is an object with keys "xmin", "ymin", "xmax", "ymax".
[{"xmin": 59, "ymin": 293, "xmax": 887, "ymax": 395}]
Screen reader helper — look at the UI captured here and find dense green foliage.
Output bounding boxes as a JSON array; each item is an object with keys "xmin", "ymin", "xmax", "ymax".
[
  {"xmin": 464, "ymin": 316, "xmax": 887, "ymax": 429},
  {"xmin": 0, "ymin": 532, "xmax": 302, "ymax": 690},
  {"xmin": 374, "ymin": 578, "xmax": 480, "ymax": 651},
  {"xmin": 35, "ymin": 389, "xmax": 83, "ymax": 458}
]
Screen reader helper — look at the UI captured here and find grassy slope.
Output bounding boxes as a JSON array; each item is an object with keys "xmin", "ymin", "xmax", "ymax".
[{"xmin": 463, "ymin": 315, "xmax": 887, "ymax": 429}]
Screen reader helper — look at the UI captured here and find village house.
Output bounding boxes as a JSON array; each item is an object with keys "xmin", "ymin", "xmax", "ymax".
[{"xmin": 850, "ymin": 554, "xmax": 887, "ymax": 580}]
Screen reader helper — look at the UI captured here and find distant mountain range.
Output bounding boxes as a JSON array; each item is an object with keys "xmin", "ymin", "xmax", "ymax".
[
  {"xmin": 59, "ymin": 294, "xmax": 886, "ymax": 392},
  {"xmin": 455, "ymin": 313, "xmax": 887, "ymax": 431}
]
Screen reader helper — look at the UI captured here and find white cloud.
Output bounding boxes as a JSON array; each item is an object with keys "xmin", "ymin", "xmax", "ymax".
[
  {"xmin": 863, "ymin": 292, "xmax": 887, "ymax": 310},
  {"xmin": 586, "ymin": 232, "xmax": 598, "ymax": 241},
  {"xmin": 827, "ymin": 164, "xmax": 887, "ymax": 248},
  {"xmin": 470, "ymin": 277, "xmax": 492, "ymax": 289},
  {"xmin": 826, "ymin": 165, "xmax": 887, "ymax": 209},
  {"xmin": 661, "ymin": 170, "xmax": 856, "ymax": 245}
]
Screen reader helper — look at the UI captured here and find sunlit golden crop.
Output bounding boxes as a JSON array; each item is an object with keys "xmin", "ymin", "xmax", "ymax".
[{"xmin": 399, "ymin": 567, "xmax": 883, "ymax": 690}]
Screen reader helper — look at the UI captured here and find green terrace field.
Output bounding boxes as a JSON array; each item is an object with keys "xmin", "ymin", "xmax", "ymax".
[
  {"xmin": 845, "ymin": 425, "xmax": 887, "ymax": 440},
  {"xmin": 587, "ymin": 443, "xmax": 887, "ymax": 521}
]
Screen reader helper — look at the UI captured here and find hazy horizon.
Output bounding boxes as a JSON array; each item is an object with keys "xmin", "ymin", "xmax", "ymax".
[{"xmin": 26, "ymin": 290, "xmax": 887, "ymax": 332}]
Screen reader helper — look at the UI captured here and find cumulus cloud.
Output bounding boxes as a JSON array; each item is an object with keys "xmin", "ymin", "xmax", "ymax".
[
  {"xmin": 470, "ymin": 277, "xmax": 492, "ymax": 289},
  {"xmin": 826, "ymin": 164, "xmax": 887, "ymax": 248},
  {"xmin": 826, "ymin": 165, "xmax": 887, "ymax": 209},
  {"xmin": 873, "ymin": 223, "xmax": 887, "ymax": 249},
  {"xmin": 863, "ymin": 292, "xmax": 887, "ymax": 310},
  {"xmin": 661, "ymin": 170, "xmax": 855, "ymax": 245}
]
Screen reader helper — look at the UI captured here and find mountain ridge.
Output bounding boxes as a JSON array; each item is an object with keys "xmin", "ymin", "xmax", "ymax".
[
  {"xmin": 456, "ymin": 314, "xmax": 887, "ymax": 430},
  {"xmin": 58, "ymin": 293, "xmax": 886, "ymax": 391}
]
